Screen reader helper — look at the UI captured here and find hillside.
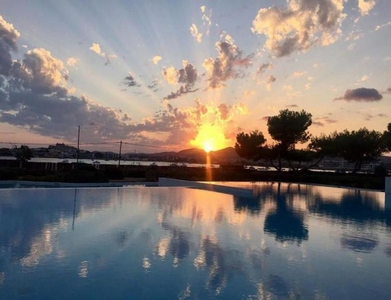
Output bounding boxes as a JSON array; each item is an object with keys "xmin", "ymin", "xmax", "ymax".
[{"xmin": 149, "ymin": 147, "xmax": 240, "ymax": 163}]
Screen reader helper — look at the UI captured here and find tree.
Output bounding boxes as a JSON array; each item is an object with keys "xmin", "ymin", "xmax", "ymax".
[
  {"xmin": 267, "ymin": 109, "xmax": 312, "ymax": 171},
  {"xmin": 383, "ymin": 123, "xmax": 391, "ymax": 152},
  {"xmin": 234, "ymin": 130, "xmax": 266, "ymax": 160},
  {"xmin": 311, "ymin": 128, "xmax": 387, "ymax": 173},
  {"xmin": 13, "ymin": 145, "xmax": 33, "ymax": 168}
]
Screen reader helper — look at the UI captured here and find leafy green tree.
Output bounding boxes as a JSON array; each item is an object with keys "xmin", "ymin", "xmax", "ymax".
[
  {"xmin": 14, "ymin": 145, "xmax": 33, "ymax": 168},
  {"xmin": 234, "ymin": 130, "xmax": 266, "ymax": 160},
  {"xmin": 267, "ymin": 109, "xmax": 312, "ymax": 171}
]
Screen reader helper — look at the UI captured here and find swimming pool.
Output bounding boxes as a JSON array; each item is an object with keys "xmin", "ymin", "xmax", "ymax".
[{"xmin": 0, "ymin": 183, "xmax": 390, "ymax": 299}]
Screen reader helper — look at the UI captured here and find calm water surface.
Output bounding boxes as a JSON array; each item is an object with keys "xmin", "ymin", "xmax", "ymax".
[{"xmin": 0, "ymin": 183, "xmax": 390, "ymax": 299}]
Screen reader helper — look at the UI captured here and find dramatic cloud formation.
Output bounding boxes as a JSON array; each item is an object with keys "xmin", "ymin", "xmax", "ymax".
[
  {"xmin": 252, "ymin": 0, "xmax": 346, "ymax": 57},
  {"xmin": 334, "ymin": 87, "xmax": 383, "ymax": 102},
  {"xmin": 123, "ymin": 73, "xmax": 140, "ymax": 87},
  {"xmin": 358, "ymin": 0, "xmax": 376, "ymax": 15},
  {"xmin": 0, "ymin": 16, "xmax": 205, "ymax": 147},
  {"xmin": 11, "ymin": 48, "xmax": 68, "ymax": 96},
  {"xmin": 152, "ymin": 55, "xmax": 162, "ymax": 64},
  {"xmin": 203, "ymin": 34, "xmax": 252, "ymax": 89},
  {"xmin": 163, "ymin": 61, "xmax": 198, "ymax": 100},
  {"xmin": 190, "ymin": 24, "xmax": 202, "ymax": 43},
  {"xmin": 0, "ymin": 15, "xmax": 20, "ymax": 75}
]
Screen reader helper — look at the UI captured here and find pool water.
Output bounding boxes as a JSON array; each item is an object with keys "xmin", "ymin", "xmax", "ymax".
[{"xmin": 0, "ymin": 183, "xmax": 390, "ymax": 299}]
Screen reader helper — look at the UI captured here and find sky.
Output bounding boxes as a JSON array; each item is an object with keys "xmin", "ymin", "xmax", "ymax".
[{"xmin": 0, "ymin": 0, "xmax": 390, "ymax": 153}]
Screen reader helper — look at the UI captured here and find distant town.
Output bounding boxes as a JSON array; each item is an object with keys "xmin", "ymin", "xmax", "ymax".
[
  {"xmin": 0, "ymin": 143, "xmax": 240, "ymax": 164},
  {"xmin": 1, "ymin": 143, "xmax": 391, "ymax": 173}
]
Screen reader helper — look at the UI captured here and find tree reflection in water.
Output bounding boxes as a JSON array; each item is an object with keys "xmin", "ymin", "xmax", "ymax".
[{"xmin": 263, "ymin": 182, "xmax": 309, "ymax": 244}]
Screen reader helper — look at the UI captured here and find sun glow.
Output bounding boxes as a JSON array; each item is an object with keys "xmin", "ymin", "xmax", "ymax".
[{"xmin": 190, "ymin": 124, "xmax": 230, "ymax": 152}]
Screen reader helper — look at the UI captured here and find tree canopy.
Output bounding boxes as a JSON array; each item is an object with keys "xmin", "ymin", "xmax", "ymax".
[
  {"xmin": 234, "ymin": 130, "xmax": 266, "ymax": 160},
  {"xmin": 267, "ymin": 109, "xmax": 312, "ymax": 150},
  {"xmin": 384, "ymin": 123, "xmax": 391, "ymax": 151},
  {"xmin": 14, "ymin": 145, "xmax": 33, "ymax": 168},
  {"xmin": 235, "ymin": 108, "xmax": 390, "ymax": 173},
  {"xmin": 310, "ymin": 128, "xmax": 387, "ymax": 173},
  {"xmin": 267, "ymin": 109, "xmax": 312, "ymax": 170}
]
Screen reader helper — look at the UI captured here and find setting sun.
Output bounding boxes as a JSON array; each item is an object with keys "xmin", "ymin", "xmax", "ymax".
[
  {"xmin": 203, "ymin": 141, "xmax": 213, "ymax": 153},
  {"xmin": 190, "ymin": 124, "xmax": 230, "ymax": 152}
]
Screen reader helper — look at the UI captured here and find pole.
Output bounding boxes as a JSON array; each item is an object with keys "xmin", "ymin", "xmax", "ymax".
[
  {"xmin": 118, "ymin": 140, "xmax": 122, "ymax": 167},
  {"xmin": 76, "ymin": 125, "xmax": 80, "ymax": 169}
]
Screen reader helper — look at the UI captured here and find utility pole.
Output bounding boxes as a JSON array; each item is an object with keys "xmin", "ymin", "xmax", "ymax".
[
  {"xmin": 118, "ymin": 140, "xmax": 122, "ymax": 167},
  {"xmin": 76, "ymin": 125, "xmax": 80, "ymax": 169}
]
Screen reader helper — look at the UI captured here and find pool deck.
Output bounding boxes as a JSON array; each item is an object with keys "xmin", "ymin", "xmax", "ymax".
[{"xmin": 0, "ymin": 180, "xmax": 158, "ymax": 188}]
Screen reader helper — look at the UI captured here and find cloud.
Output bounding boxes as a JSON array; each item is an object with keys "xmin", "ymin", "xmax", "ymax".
[
  {"xmin": 267, "ymin": 75, "xmax": 276, "ymax": 84},
  {"xmin": 266, "ymin": 75, "xmax": 276, "ymax": 91},
  {"xmin": 11, "ymin": 48, "xmax": 68, "ymax": 96},
  {"xmin": 147, "ymin": 80, "xmax": 158, "ymax": 92},
  {"xmin": 190, "ymin": 24, "xmax": 202, "ymax": 43},
  {"xmin": 314, "ymin": 116, "xmax": 338, "ymax": 125},
  {"xmin": 252, "ymin": 0, "xmax": 346, "ymax": 57},
  {"xmin": 89, "ymin": 43, "xmax": 116, "ymax": 65},
  {"xmin": 104, "ymin": 54, "xmax": 117, "ymax": 66},
  {"xmin": 261, "ymin": 116, "xmax": 270, "ymax": 121},
  {"xmin": 358, "ymin": 0, "xmax": 376, "ymax": 16},
  {"xmin": 201, "ymin": 6, "xmax": 212, "ymax": 36},
  {"xmin": 334, "ymin": 87, "xmax": 383, "ymax": 102},
  {"xmin": 89, "ymin": 43, "xmax": 101, "ymax": 55},
  {"xmin": 361, "ymin": 112, "xmax": 388, "ymax": 121},
  {"xmin": 123, "ymin": 73, "xmax": 140, "ymax": 87},
  {"xmin": 203, "ymin": 33, "xmax": 253, "ymax": 89},
  {"xmin": 152, "ymin": 55, "xmax": 162, "ymax": 64},
  {"xmin": 67, "ymin": 57, "xmax": 78, "ymax": 67},
  {"xmin": 163, "ymin": 61, "xmax": 199, "ymax": 100},
  {"xmin": 164, "ymin": 85, "xmax": 198, "ymax": 100},
  {"xmin": 162, "ymin": 66, "xmax": 178, "ymax": 85},
  {"xmin": 256, "ymin": 62, "xmax": 272, "ymax": 76},
  {"xmin": 312, "ymin": 121, "xmax": 324, "ymax": 127},
  {"xmin": 293, "ymin": 71, "xmax": 306, "ymax": 77},
  {"xmin": 361, "ymin": 75, "xmax": 368, "ymax": 82},
  {"xmin": 0, "ymin": 15, "xmax": 20, "ymax": 75},
  {"xmin": 345, "ymin": 30, "xmax": 362, "ymax": 41},
  {"xmin": 0, "ymin": 19, "xmax": 248, "ymax": 149},
  {"xmin": 375, "ymin": 21, "xmax": 391, "ymax": 31}
]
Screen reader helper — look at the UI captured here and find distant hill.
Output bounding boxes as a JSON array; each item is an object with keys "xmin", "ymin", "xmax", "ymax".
[
  {"xmin": 209, "ymin": 147, "xmax": 239, "ymax": 161},
  {"xmin": 149, "ymin": 147, "xmax": 240, "ymax": 163}
]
